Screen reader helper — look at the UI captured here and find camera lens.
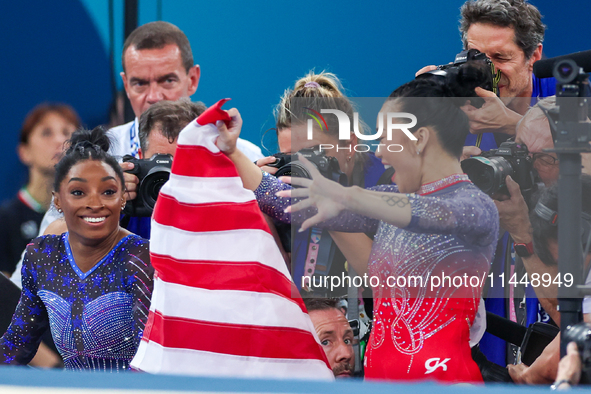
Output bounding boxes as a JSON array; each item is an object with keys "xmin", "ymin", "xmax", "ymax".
[
  {"xmin": 553, "ymin": 59, "xmax": 579, "ymax": 84},
  {"xmin": 289, "ymin": 161, "xmax": 314, "ymax": 181},
  {"xmin": 559, "ymin": 64, "xmax": 573, "ymax": 78},
  {"xmin": 461, "ymin": 156, "xmax": 513, "ymax": 196},
  {"xmin": 563, "ymin": 321, "xmax": 591, "ymax": 383},
  {"xmin": 139, "ymin": 167, "xmax": 171, "ymax": 210}
]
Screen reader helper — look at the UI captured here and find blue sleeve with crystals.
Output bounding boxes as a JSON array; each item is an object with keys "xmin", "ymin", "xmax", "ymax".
[
  {"xmin": 404, "ymin": 185, "xmax": 499, "ymax": 247},
  {"xmin": 124, "ymin": 239, "xmax": 153, "ymax": 347},
  {"xmin": 254, "ymin": 172, "xmax": 294, "ymax": 224},
  {"xmin": 254, "ymin": 172, "xmax": 398, "ymax": 233},
  {"xmin": 0, "ymin": 250, "xmax": 49, "ymax": 365}
]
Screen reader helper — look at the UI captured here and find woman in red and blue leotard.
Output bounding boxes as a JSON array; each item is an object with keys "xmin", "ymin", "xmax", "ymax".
[{"xmin": 267, "ymin": 78, "xmax": 499, "ymax": 383}]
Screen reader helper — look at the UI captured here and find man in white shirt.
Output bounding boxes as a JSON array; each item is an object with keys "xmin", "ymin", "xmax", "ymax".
[
  {"xmin": 11, "ymin": 21, "xmax": 262, "ymax": 287},
  {"xmin": 114, "ymin": 21, "xmax": 262, "ymax": 164}
]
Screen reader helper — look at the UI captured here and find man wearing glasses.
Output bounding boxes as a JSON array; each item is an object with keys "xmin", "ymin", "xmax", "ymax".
[{"xmin": 497, "ymin": 96, "xmax": 591, "ymax": 382}]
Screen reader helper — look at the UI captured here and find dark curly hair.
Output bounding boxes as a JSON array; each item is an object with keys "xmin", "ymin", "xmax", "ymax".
[
  {"xmin": 53, "ymin": 126, "xmax": 124, "ymax": 192},
  {"xmin": 460, "ymin": 0, "xmax": 545, "ymax": 59}
]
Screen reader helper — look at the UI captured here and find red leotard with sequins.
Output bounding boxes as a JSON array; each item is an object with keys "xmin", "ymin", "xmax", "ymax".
[{"xmin": 255, "ymin": 173, "xmax": 498, "ymax": 383}]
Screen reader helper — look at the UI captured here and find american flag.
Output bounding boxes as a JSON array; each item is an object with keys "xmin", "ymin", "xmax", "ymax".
[{"xmin": 130, "ymin": 99, "xmax": 333, "ymax": 380}]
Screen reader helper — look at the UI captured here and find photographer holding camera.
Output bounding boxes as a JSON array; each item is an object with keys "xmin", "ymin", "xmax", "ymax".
[
  {"xmin": 252, "ymin": 71, "xmax": 392, "ymax": 297},
  {"xmin": 506, "ymin": 175, "xmax": 591, "ymax": 385},
  {"xmin": 461, "ymin": 97, "xmax": 562, "ymax": 374},
  {"xmin": 120, "ymin": 99, "xmax": 207, "ymax": 238},
  {"xmin": 417, "ymin": 0, "xmax": 554, "ymax": 148},
  {"xmin": 419, "ymin": 0, "xmax": 557, "ymax": 372}
]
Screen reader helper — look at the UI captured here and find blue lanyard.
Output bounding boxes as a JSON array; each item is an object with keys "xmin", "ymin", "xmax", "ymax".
[{"xmin": 129, "ymin": 120, "xmax": 140, "ymax": 158}]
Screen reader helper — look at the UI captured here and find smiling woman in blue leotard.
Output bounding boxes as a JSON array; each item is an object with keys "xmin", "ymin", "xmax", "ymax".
[{"xmin": 0, "ymin": 127, "xmax": 153, "ymax": 371}]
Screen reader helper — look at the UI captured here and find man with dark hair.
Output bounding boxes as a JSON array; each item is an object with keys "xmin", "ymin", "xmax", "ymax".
[
  {"xmin": 123, "ymin": 100, "xmax": 207, "ymax": 240},
  {"xmin": 418, "ymin": 0, "xmax": 554, "ymax": 142},
  {"xmin": 459, "ymin": 0, "xmax": 552, "ymax": 138},
  {"xmin": 111, "ymin": 21, "xmax": 262, "ymax": 164},
  {"xmin": 460, "ymin": 0, "xmax": 545, "ymax": 108},
  {"xmin": 304, "ymin": 298, "xmax": 355, "ymax": 378}
]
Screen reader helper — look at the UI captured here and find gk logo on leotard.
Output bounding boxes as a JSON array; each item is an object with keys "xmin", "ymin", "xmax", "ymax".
[{"xmin": 424, "ymin": 358, "xmax": 451, "ymax": 374}]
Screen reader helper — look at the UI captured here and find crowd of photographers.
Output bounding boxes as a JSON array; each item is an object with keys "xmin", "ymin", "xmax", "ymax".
[{"xmin": 1, "ymin": 0, "xmax": 590, "ymax": 387}]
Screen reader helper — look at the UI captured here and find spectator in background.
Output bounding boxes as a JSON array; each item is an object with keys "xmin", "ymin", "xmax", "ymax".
[
  {"xmin": 124, "ymin": 99, "xmax": 207, "ymax": 239},
  {"xmin": 114, "ymin": 21, "xmax": 262, "ymax": 166},
  {"xmin": 0, "ymin": 104, "xmax": 79, "ymax": 277},
  {"xmin": 304, "ymin": 298, "xmax": 355, "ymax": 378},
  {"xmin": 33, "ymin": 21, "xmax": 262, "ymax": 238}
]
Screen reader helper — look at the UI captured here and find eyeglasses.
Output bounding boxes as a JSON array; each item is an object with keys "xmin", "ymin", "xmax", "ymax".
[{"xmin": 532, "ymin": 152, "xmax": 559, "ymax": 166}]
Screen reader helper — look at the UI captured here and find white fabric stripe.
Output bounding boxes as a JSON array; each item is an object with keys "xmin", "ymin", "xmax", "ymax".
[
  {"xmin": 131, "ymin": 341, "xmax": 334, "ymax": 381},
  {"xmin": 149, "ymin": 278, "xmax": 318, "ymax": 336},
  {"xmin": 159, "ymin": 174, "xmax": 254, "ymax": 205},
  {"xmin": 177, "ymin": 122, "xmax": 220, "ymax": 153},
  {"xmin": 150, "ymin": 222, "xmax": 292, "ymax": 280}
]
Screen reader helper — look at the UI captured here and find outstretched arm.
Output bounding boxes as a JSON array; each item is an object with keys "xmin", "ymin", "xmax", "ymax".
[{"xmin": 284, "ymin": 156, "xmax": 498, "ymax": 246}]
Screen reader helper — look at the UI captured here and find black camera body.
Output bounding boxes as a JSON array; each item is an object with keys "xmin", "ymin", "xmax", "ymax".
[
  {"xmin": 122, "ymin": 154, "xmax": 173, "ymax": 217},
  {"xmin": 563, "ymin": 321, "xmax": 591, "ymax": 384},
  {"xmin": 418, "ymin": 48, "xmax": 502, "ymax": 108},
  {"xmin": 266, "ymin": 148, "xmax": 347, "ymax": 254},
  {"xmin": 461, "ymin": 141, "xmax": 537, "ymax": 201},
  {"xmin": 268, "ymin": 147, "xmax": 348, "ymax": 186}
]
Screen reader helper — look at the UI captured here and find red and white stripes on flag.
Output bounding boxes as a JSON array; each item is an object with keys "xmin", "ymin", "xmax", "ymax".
[{"xmin": 130, "ymin": 99, "xmax": 333, "ymax": 380}]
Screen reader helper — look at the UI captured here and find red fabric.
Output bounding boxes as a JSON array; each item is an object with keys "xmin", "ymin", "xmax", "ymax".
[
  {"xmin": 154, "ymin": 194, "xmax": 271, "ymax": 234},
  {"xmin": 172, "ymin": 145, "xmax": 238, "ymax": 178},
  {"xmin": 148, "ymin": 310, "xmax": 327, "ymax": 361},
  {"xmin": 132, "ymin": 99, "xmax": 332, "ymax": 378},
  {"xmin": 196, "ymin": 98, "xmax": 231, "ymax": 127},
  {"xmin": 152, "ymin": 253, "xmax": 304, "ymax": 310},
  {"xmin": 364, "ymin": 297, "xmax": 483, "ymax": 383}
]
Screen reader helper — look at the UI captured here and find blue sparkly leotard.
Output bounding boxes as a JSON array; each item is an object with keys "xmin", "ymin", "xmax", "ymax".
[
  {"xmin": 255, "ymin": 172, "xmax": 498, "ymax": 382},
  {"xmin": 0, "ymin": 233, "xmax": 153, "ymax": 371}
]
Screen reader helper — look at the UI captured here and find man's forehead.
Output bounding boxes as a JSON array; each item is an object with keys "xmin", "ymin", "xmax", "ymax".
[
  {"xmin": 124, "ymin": 44, "xmax": 185, "ymax": 74},
  {"xmin": 466, "ymin": 23, "xmax": 519, "ymax": 53},
  {"xmin": 145, "ymin": 129, "xmax": 177, "ymax": 157},
  {"xmin": 309, "ymin": 309, "xmax": 351, "ymax": 332}
]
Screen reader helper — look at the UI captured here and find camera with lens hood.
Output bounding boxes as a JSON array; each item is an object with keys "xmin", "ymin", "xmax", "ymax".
[
  {"xmin": 267, "ymin": 147, "xmax": 348, "ymax": 186},
  {"xmin": 122, "ymin": 153, "xmax": 173, "ymax": 217},
  {"xmin": 417, "ymin": 48, "xmax": 502, "ymax": 108},
  {"xmin": 266, "ymin": 147, "xmax": 347, "ymax": 254},
  {"xmin": 461, "ymin": 141, "xmax": 537, "ymax": 202}
]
